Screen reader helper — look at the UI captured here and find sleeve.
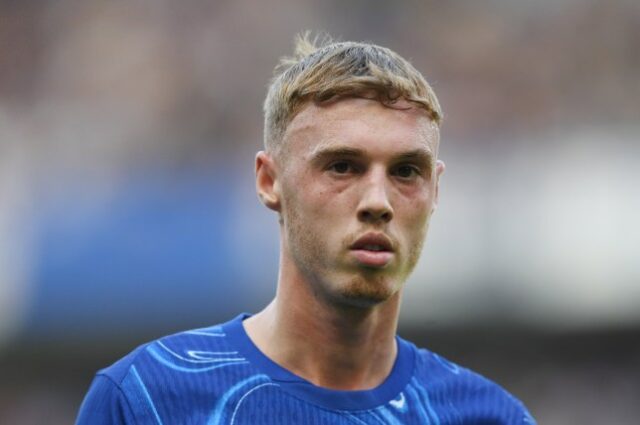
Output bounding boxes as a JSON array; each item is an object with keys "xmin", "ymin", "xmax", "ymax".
[
  {"xmin": 521, "ymin": 402, "xmax": 537, "ymax": 424},
  {"xmin": 75, "ymin": 374, "xmax": 137, "ymax": 425}
]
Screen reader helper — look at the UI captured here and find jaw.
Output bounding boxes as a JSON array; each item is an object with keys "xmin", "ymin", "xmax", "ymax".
[
  {"xmin": 307, "ymin": 265, "xmax": 406, "ymax": 310},
  {"xmin": 281, "ymin": 235, "xmax": 410, "ymax": 311}
]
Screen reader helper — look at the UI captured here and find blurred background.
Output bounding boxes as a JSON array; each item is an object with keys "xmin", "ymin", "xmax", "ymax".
[{"xmin": 1, "ymin": 0, "xmax": 639, "ymax": 423}]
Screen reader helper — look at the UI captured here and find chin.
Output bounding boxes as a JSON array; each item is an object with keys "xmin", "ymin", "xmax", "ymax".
[{"xmin": 332, "ymin": 275, "xmax": 399, "ymax": 308}]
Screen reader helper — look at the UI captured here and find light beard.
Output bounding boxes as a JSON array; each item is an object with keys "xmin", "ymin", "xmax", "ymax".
[
  {"xmin": 282, "ymin": 197, "xmax": 425, "ymax": 310},
  {"xmin": 331, "ymin": 272, "xmax": 403, "ymax": 308}
]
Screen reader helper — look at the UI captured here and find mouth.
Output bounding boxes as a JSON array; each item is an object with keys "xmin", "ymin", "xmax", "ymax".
[{"xmin": 349, "ymin": 233, "xmax": 395, "ymax": 268}]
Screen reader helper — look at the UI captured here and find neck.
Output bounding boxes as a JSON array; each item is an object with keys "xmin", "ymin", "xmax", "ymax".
[{"xmin": 244, "ymin": 254, "xmax": 401, "ymax": 390}]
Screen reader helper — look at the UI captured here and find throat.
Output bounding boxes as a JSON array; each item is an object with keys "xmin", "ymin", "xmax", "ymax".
[{"xmin": 243, "ymin": 298, "xmax": 400, "ymax": 391}]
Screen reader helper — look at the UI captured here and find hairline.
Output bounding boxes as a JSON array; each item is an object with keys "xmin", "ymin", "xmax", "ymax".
[{"xmin": 270, "ymin": 96, "xmax": 440, "ymax": 166}]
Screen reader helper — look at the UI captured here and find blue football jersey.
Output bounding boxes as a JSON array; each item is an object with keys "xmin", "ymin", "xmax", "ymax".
[{"xmin": 76, "ymin": 314, "xmax": 535, "ymax": 424}]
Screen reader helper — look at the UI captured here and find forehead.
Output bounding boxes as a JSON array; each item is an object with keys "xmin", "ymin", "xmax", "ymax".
[{"xmin": 283, "ymin": 97, "xmax": 440, "ymax": 158}]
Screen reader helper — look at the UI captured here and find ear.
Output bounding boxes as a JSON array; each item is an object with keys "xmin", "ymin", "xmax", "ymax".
[
  {"xmin": 432, "ymin": 159, "xmax": 446, "ymax": 212},
  {"xmin": 255, "ymin": 151, "xmax": 281, "ymax": 212}
]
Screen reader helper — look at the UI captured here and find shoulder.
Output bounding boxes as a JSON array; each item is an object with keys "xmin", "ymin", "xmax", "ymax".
[
  {"xmin": 97, "ymin": 321, "xmax": 243, "ymax": 386},
  {"xmin": 77, "ymin": 317, "xmax": 255, "ymax": 424},
  {"xmin": 404, "ymin": 340, "xmax": 536, "ymax": 424}
]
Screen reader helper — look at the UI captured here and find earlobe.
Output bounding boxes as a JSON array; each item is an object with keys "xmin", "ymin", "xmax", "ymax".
[{"xmin": 255, "ymin": 151, "xmax": 281, "ymax": 212}]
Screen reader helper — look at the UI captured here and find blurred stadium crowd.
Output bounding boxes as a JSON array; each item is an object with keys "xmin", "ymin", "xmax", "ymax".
[{"xmin": 1, "ymin": 1, "xmax": 639, "ymax": 423}]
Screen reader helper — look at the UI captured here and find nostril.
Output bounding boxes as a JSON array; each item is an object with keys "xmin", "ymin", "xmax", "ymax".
[{"xmin": 358, "ymin": 208, "xmax": 393, "ymax": 223}]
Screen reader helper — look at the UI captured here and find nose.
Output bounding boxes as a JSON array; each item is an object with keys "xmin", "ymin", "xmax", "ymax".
[{"xmin": 357, "ymin": 168, "xmax": 393, "ymax": 224}]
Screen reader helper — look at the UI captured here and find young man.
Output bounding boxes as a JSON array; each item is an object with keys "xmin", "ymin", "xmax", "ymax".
[{"xmin": 76, "ymin": 35, "xmax": 536, "ymax": 424}]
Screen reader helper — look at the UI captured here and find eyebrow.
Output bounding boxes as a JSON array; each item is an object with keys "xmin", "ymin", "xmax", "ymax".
[
  {"xmin": 394, "ymin": 149, "xmax": 435, "ymax": 170},
  {"xmin": 310, "ymin": 146, "xmax": 434, "ymax": 170},
  {"xmin": 310, "ymin": 147, "xmax": 365, "ymax": 162}
]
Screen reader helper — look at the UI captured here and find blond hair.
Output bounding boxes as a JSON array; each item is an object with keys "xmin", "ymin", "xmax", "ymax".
[{"xmin": 263, "ymin": 33, "xmax": 442, "ymax": 155}]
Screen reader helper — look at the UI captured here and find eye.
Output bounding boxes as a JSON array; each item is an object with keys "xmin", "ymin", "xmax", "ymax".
[
  {"xmin": 393, "ymin": 164, "xmax": 421, "ymax": 179},
  {"xmin": 328, "ymin": 161, "xmax": 355, "ymax": 174}
]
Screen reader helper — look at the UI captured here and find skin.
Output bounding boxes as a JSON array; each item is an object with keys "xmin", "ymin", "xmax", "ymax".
[{"xmin": 244, "ymin": 97, "xmax": 445, "ymax": 391}]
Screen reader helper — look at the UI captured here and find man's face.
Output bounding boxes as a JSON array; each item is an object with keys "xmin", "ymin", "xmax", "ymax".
[{"xmin": 263, "ymin": 97, "xmax": 444, "ymax": 308}]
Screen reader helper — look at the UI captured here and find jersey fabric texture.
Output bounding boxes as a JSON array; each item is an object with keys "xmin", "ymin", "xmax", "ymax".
[{"xmin": 76, "ymin": 314, "xmax": 536, "ymax": 424}]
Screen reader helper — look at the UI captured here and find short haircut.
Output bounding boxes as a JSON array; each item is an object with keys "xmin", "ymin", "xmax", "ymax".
[{"xmin": 263, "ymin": 33, "xmax": 443, "ymax": 156}]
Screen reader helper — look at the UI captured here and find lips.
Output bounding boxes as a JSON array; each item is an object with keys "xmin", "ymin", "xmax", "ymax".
[{"xmin": 349, "ymin": 233, "xmax": 394, "ymax": 267}]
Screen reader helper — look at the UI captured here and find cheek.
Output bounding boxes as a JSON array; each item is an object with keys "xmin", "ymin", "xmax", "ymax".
[
  {"xmin": 399, "ymin": 195, "xmax": 431, "ymax": 269},
  {"xmin": 401, "ymin": 189, "xmax": 431, "ymax": 221},
  {"xmin": 297, "ymin": 175, "xmax": 352, "ymax": 217},
  {"xmin": 394, "ymin": 192, "xmax": 431, "ymax": 248},
  {"xmin": 282, "ymin": 175, "xmax": 340, "ymax": 233}
]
